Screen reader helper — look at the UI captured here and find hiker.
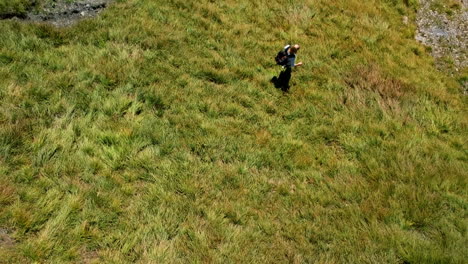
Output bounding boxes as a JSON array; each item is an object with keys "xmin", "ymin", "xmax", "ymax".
[{"xmin": 271, "ymin": 44, "xmax": 303, "ymax": 91}]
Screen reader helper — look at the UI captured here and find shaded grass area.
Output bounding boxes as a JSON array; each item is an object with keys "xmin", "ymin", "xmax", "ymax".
[
  {"xmin": 0, "ymin": 0, "xmax": 34, "ymax": 18},
  {"xmin": 0, "ymin": 0, "xmax": 467, "ymax": 263}
]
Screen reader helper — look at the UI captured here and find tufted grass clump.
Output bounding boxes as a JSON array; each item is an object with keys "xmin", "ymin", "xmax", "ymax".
[
  {"xmin": 0, "ymin": 0, "xmax": 33, "ymax": 18},
  {"xmin": 430, "ymin": 0, "xmax": 463, "ymax": 16}
]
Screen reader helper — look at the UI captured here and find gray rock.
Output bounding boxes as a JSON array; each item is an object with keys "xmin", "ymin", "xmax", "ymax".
[
  {"xmin": 24, "ymin": 0, "xmax": 112, "ymax": 27},
  {"xmin": 415, "ymin": 0, "xmax": 468, "ymax": 70}
]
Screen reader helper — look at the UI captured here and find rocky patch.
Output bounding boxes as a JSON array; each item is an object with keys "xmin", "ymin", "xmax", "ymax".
[
  {"xmin": 0, "ymin": 228, "xmax": 15, "ymax": 248},
  {"xmin": 416, "ymin": 0, "xmax": 467, "ymax": 69},
  {"xmin": 4, "ymin": 0, "xmax": 112, "ymax": 27},
  {"xmin": 416, "ymin": 0, "xmax": 467, "ymax": 93}
]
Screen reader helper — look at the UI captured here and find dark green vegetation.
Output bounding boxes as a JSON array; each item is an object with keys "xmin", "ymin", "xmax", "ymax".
[
  {"xmin": 0, "ymin": 0, "xmax": 35, "ymax": 18},
  {"xmin": 0, "ymin": 0, "xmax": 467, "ymax": 263}
]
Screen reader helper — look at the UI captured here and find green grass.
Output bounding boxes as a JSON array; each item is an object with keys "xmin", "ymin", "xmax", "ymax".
[
  {"xmin": 430, "ymin": 0, "xmax": 463, "ymax": 16},
  {"xmin": 0, "ymin": 0, "xmax": 33, "ymax": 17},
  {"xmin": 0, "ymin": 0, "xmax": 467, "ymax": 263}
]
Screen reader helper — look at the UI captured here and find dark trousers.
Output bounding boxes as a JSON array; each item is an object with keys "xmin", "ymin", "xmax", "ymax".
[{"xmin": 271, "ymin": 67, "xmax": 292, "ymax": 91}]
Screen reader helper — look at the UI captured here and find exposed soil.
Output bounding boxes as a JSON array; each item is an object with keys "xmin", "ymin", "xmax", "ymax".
[
  {"xmin": 415, "ymin": 0, "xmax": 467, "ymax": 92},
  {"xmin": 0, "ymin": 228, "xmax": 15, "ymax": 248},
  {"xmin": 6, "ymin": 0, "xmax": 112, "ymax": 27},
  {"xmin": 416, "ymin": 0, "xmax": 467, "ymax": 69}
]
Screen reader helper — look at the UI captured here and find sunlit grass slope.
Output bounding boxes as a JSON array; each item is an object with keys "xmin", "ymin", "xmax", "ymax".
[{"xmin": 0, "ymin": 0, "xmax": 466, "ymax": 263}]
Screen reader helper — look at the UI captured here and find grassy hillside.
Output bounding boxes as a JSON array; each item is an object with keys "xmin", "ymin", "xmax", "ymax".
[{"xmin": 0, "ymin": 0, "xmax": 466, "ymax": 263}]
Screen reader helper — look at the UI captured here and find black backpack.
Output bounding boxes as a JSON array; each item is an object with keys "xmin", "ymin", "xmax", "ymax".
[{"xmin": 275, "ymin": 45, "xmax": 290, "ymax": 66}]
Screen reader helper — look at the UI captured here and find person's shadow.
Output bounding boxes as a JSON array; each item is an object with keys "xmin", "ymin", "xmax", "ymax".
[{"xmin": 270, "ymin": 67, "xmax": 292, "ymax": 92}]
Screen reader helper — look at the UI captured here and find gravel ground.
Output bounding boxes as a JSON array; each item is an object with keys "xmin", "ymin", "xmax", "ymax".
[
  {"xmin": 25, "ymin": 0, "xmax": 112, "ymax": 27},
  {"xmin": 416, "ymin": 0, "xmax": 467, "ymax": 93},
  {"xmin": 416, "ymin": 0, "xmax": 467, "ymax": 70}
]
